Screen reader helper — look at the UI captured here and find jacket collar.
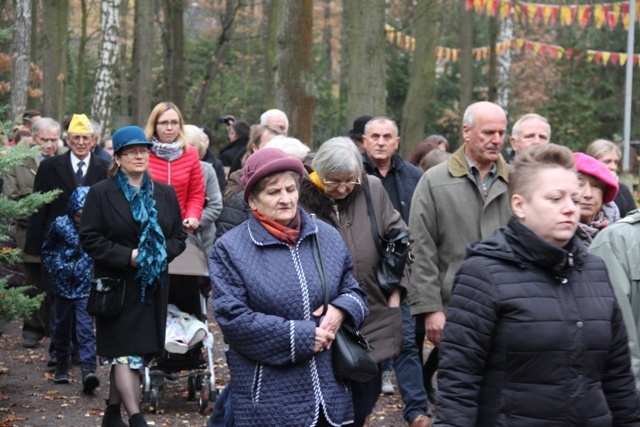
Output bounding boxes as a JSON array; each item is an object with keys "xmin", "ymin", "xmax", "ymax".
[
  {"xmin": 362, "ymin": 152, "xmax": 404, "ymax": 175},
  {"xmin": 448, "ymin": 144, "xmax": 509, "ymax": 182},
  {"xmin": 247, "ymin": 208, "xmax": 317, "ymax": 247}
]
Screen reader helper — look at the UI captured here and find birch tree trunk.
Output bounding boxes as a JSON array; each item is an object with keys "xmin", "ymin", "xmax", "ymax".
[
  {"xmin": 74, "ymin": 0, "xmax": 88, "ymax": 112},
  {"xmin": 458, "ymin": 0, "xmax": 474, "ymax": 148},
  {"xmin": 91, "ymin": 0, "xmax": 121, "ymax": 132},
  {"xmin": 131, "ymin": 0, "xmax": 153, "ymax": 125},
  {"xmin": 400, "ymin": 0, "xmax": 439, "ymax": 158},
  {"xmin": 344, "ymin": 0, "xmax": 386, "ymax": 126},
  {"xmin": 10, "ymin": 0, "xmax": 32, "ymax": 122},
  {"xmin": 41, "ymin": 0, "xmax": 69, "ymax": 121},
  {"xmin": 275, "ymin": 0, "xmax": 316, "ymax": 144}
]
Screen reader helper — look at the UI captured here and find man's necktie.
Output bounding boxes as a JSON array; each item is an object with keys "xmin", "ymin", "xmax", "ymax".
[{"xmin": 76, "ymin": 161, "xmax": 85, "ymax": 184}]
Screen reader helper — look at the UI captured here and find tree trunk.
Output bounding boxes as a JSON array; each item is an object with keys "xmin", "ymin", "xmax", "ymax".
[
  {"xmin": 263, "ymin": 0, "xmax": 280, "ymax": 110},
  {"xmin": 161, "ymin": 0, "xmax": 185, "ymax": 109},
  {"xmin": 400, "ymin": 0, "xmax": 439, "ymax": 158},
  {"xmin": 10, "ymin": 0, "xmax": 32, "ymax": 122},
  {"xmin": 458, "ymin": 0, "xmax": 474, "ymax": 147},
  {"xmin": 131, "ymin": 0, "xmax": 153, "ymax": 126},
  {"xmin": 74, "ymin": 0, "xmax": 88, "ymax": 112},
  {"xmin": 41, "ymin": 0, "xmax": 69, "ymax": 121},
  {"xmin": 91, "ymin": 0, "xmax": 121, "ymax": 132},
  {"xmin": 189, "ymin": 0, "xmax": 239, "ymax": 124},
  {"xmin": 275, "ymin": 0, "xmax": 316, "ymax": 144},
  {"xmin": 487, "ymin": 15, "xmax": 498, "ymax": 103},
  {"xmin": 344, "ymin": 0, "xmax": 386, "ymax": 127}
]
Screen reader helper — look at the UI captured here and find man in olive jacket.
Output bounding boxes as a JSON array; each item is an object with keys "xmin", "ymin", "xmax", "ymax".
[{"xmin": 409, "ymin": 101, "xmax": 511, "ymax": 350}]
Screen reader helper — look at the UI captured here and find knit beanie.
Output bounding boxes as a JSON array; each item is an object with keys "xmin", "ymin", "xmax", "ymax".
[{"xmin": 242, "ymin": 147, "xmax": 305, "ymax": 202}]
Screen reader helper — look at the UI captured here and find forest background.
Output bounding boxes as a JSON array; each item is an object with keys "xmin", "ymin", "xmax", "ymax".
[{"xmin": 2, "ymin": 0, "xmax": 640, "ymax": 161}]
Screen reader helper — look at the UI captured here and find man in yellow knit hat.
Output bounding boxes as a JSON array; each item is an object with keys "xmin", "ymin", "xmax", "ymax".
[{"xmin": 24, "ymin": 114, "xmax": 110, "ymax": 365}]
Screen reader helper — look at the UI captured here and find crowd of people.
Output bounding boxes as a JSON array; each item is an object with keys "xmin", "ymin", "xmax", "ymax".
[{"xmin": 2, "ymin": 101, "xmax": 640, "ymax": 427}]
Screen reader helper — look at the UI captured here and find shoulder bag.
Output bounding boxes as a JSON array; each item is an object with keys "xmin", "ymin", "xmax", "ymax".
[
  {"xmin": 363, "ymin": 181, "xmax": 412, "ymax": 298},
  {"xmin": 87, "ymin": 277, "xmax": 125, "ymax": 317},
  {"xmin": 311, "ymin": 228, "xmax": 378, "ymax": 382}
]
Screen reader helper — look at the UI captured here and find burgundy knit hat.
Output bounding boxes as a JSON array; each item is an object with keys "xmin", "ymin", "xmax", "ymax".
[
  {"xmin": 573, "ymin": 152, "xmax": 619, "ymax": 203},
  {"xmin": 242, "ymin": 147, "xmax": 306, "ymax": 202}
]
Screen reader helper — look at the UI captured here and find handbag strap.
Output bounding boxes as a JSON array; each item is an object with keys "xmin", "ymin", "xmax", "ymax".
[
  {"xmin": 363, "ymin": 180, "xmax": 384, "ymax": 258},
  {"xmin": 310, "ymin": 219, "xmax": 330, "ymax": 317}
]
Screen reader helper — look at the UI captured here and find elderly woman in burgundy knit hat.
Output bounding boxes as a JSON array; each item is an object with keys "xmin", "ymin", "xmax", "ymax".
[
  {"xmin": 209, "ymin": 147, "xmax": 367, "ymax": 427},
  {"xmin": 573, "ymin": 152, "xmax": 620, "ymax": 244}
]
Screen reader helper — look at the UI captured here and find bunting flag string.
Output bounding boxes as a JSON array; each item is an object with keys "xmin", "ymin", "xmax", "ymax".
[
  {"xmin": 465, "ymin": 0, "xmax": 639, "ymax": 31},
  {"xmin": 385, "ymin": 24, "xmax": 640, "ymax": 67}
]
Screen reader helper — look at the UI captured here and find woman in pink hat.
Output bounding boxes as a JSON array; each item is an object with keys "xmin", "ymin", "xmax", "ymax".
[{"xmin": 573, "ymin": 152, "xmax": 620, "ymax": 244}]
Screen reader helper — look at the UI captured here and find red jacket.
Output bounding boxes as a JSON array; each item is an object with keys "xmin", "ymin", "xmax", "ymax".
[{"xmin": 149, "ymin": 146, "xmax": 205, "ymax": 221}]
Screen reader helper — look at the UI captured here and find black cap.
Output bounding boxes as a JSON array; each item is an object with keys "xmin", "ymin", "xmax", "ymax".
[{"xmin": 348, "ymin": 115, "xmax": 373, "ymax": 140}]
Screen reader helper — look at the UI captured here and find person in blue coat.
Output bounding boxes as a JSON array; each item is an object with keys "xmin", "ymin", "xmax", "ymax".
[
  {"xmin": 209, "ymin": 148, "xmax": 368, "ymax": 427},
  {"xmin": 435, "ymin": 144, "xmax": 640, "ymax": 426}
]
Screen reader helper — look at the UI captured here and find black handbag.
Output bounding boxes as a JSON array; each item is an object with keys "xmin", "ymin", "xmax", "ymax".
[
  {"xmin": 311, "ymin": 228, "xmax": 378, "ymax": 383},
  {"xmin": 87, "ymin": 277, "xmax": 125, "ymax": 318},
  {"xmin": 363, "ymin": 182, "xmax": 412, "ymax": 297}
]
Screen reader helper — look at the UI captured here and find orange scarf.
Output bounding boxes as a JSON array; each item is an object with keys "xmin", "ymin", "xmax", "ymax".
[{"xmin": 252, "ymin": 210, "xmax": 301, "ymax": 246}]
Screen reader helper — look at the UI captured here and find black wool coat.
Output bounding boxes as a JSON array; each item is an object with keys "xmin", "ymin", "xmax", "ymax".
[
  {"xmin": 25, "ymin": 151, "xmax": 110, "ymax": 255},
  {"xmin": 79, "ymin": 178, "xmax": 187, "ymax": 358}
]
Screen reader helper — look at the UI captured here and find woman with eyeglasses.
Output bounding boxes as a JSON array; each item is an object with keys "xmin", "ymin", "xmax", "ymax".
[
  {"xmin": 144, "ymin": 102, "xmax": 205, "ymax": 232},
  {"xmin": 80, "ymin": 126, "xmax": 187, "ymax": 427},
  {"xmin": 298, "ymin": 137, "xmax": 407, "ymax": 427}
]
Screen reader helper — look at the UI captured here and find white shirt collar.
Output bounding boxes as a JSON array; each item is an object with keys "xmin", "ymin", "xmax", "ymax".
[{"xmin": 70, "ymin": 152, "xmax": 91, "ymax": 172}]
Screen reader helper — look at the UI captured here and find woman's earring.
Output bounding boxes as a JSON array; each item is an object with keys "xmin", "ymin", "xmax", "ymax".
[{"xmin": 518, "ymin": 213, "xmax": 525, "ymax": 219}]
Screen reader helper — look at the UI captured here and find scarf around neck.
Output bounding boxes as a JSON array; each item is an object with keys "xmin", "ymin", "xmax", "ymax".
[
  {"xmin": 115, "ymin": 170, "xmax": 168, "ymax": 301},
  {"xmin": 252, "ymin": 210, "xmax": 301, "ymax": 246},
  {"xmin": 151, "ymin": 138, "xmax": 183, "ymax": 162}
]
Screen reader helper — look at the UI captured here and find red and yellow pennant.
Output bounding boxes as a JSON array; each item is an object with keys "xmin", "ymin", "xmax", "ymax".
[
  {"xmin": 385, "ymin": 24, "xmax": 640, "ymax": 67},
  {"xmin": 465, "ymin": 1, "xmax": 640, "ymax": 31}
]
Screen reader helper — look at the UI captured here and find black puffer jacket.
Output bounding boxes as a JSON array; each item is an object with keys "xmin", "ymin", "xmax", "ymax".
[{"xmin": 435, "ymin": 218, "xmax": 640, "ymax": 427}]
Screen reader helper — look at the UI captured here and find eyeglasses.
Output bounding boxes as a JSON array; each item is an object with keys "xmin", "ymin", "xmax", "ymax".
[
  {"xmin": 156, "ymin": 120, "xmax": 180, "ymax": 128},
  {"xmin": 322, "ymin": 177, "xmax": 361, "ymax": 190},
  {"xmin": 120, "ymin": 148, "xmax": 150, "ymax": 157},
  {"xmin": 36, "ymin": 136, "xmax": 59, "ymax": 144}
]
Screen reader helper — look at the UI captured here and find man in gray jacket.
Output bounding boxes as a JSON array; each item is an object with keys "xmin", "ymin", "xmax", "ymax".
[{"xmin": 408, "ymin": 101, "xmax": 512, "ymax": 394}]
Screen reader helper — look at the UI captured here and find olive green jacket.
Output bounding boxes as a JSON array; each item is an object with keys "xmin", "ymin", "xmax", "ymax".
[
  {"xmin": 408, "ymin": 144, "xmax": 511, "ymax": 315},
  {"xmin": 590, "ymin": 210, "xmax": 640, "ymax": 391}
]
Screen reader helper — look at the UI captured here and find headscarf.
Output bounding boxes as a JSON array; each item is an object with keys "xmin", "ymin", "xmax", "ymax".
[{"xmin": 115, "ymin": 170, "xmax": 167, "ymax": 301}]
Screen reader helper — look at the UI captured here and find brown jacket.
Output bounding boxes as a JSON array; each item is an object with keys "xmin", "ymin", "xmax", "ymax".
[
  {"xmin": 2, "ymin": 156, "xmax": 40, "ymax": 262},
  {"xmin": 298, "ymin": 174, "xmax": 406, "ymax": 362}
]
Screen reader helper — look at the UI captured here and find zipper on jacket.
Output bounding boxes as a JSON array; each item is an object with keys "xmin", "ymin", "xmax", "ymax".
[
  {"xmin": 567, "ymin": 252, "xmax": 574, "ymax": 267},
  {"xmin": 332, "ymin": 204, "xmax": 340, "ymax": 222}
]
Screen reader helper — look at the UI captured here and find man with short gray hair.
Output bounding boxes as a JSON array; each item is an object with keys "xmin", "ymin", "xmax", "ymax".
[
  {"xmin": 509, "ymin": 113, "xmax": 551, "ymax": 156},
  {"xmin": 409, "ymin": 102, "xmax": 512, "ymax": 399},
  {"xmin": 260, "ymin": 109, "xmax": 289, "ymax": 135}
]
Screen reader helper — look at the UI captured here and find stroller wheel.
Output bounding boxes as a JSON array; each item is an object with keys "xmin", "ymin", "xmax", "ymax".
[
  {"xmin": 149, "ymin": 387, "xmax": 160, "ymax": 413},
  {"xmin": 188, "ymin": 374, "xmax": 197, "ymax": 401},
  {"xmin": 196, "ymin": 373, "xmax": 204, "ymax": 391},
  {"xmin": 198, "ymin": 394, "xmax": 209, "ymax": 414}
]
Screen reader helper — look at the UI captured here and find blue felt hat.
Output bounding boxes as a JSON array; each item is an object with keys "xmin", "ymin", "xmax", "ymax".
[{"xmin": 112, "ymin": 126, "xmax": 152, "ymax": 154}]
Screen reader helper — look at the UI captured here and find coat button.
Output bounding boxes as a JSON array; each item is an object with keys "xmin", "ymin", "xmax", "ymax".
[
  {"xmin": 576, "ymin": 321, "xmax": 583, "ymax": 328},
  {"xmin": 561, "ymin": 277, "xmax": 568, "ymax": 284}
]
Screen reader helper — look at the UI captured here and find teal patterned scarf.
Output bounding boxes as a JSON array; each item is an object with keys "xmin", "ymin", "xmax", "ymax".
[{"xmin": 115, "ymin": 170, "xmax": 167, "ymax": 301}]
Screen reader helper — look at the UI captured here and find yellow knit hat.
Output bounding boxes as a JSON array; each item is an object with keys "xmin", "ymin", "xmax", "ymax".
[{"xmin": 68, "ymin": 114, "xmax": 94, "ymax": 134}]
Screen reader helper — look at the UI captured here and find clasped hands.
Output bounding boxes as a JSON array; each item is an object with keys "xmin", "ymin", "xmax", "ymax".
[{"xmin": 312, "ymin": 304, "xmax": 345, "ymax": 354}]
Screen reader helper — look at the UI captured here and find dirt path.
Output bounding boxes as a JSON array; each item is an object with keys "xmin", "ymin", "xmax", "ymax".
[{"xmin": 0, "ymin": 318, "xmax": 409, "ymax": 427}]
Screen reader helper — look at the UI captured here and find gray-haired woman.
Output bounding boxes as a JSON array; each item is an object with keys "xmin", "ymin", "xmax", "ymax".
[{"xmin": 298, "ymin": 137, "xmax": 407, "ymax": 427}]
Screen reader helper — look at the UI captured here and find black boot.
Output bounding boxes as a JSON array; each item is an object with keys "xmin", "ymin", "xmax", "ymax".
[
  {"xmin": 128, "ymin": 413, "xmax": 148, "ymax": 427},
  {"xmin": 81, "ymin": 366, "xmax": 100, "ymax": 394},
  {"xmin": 53, "ymin": 357, "xmax": 69, "ymax": 384},
  {"xmin": 101, "ymin": 401, "xmax": 127, "ymax": 427}
]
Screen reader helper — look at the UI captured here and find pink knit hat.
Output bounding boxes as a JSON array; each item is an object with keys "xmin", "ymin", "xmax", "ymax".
[
  {"xmin": 573, "ymin": 152, "xmax": 619, "ymax": 203},
  {"xmin": 242, "ymin": 147, "xmax": 305, "ymax": 202}
]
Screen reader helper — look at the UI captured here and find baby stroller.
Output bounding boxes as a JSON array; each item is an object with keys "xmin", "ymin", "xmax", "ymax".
[{"xmin": 142, "ymin": 233, "xmax": 216, "ymax": 414}]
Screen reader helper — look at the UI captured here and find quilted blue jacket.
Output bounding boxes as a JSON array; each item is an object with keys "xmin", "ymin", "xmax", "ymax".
[
  {"xmin": 42, "ymin": 186, "xmax": 93, "ymax": 299},
  {"xmin": 210, "ymin": 208, "xmax": 368, "ymax": 427}
]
